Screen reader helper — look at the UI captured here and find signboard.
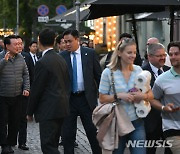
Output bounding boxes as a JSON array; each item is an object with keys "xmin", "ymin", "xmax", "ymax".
[
  {"xmin": 38, "ymin": 16, "xmax": 49, "ymax": 23},
  {"xmin": 60, "ymin": 23, "xmax": 72, "ymax": 29},
  {"xmin": 55, "ymin": 19, "xmax": 66, "ymax": 22},
  {"xmin": 56, "ymin": 5, "xmax": 67, "ymax": 15},
  {"xmin": 37, "ymin": 5, "xmax": 49, "ymax": 16}
]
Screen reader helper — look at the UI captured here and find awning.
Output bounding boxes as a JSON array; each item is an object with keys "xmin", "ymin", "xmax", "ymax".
[
  {"xmin": 85, "ymin": 0, "xmax": 180, "ymax": 20},
  {"xmin": 49, "ymin": 1, "xmax": 90, "ymax": 21},
  {"xmin": 126, "ymin": 11, "xmax": 180, "ymax": 22}
]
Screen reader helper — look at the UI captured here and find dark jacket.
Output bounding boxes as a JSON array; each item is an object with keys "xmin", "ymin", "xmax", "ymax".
[
  {"xmin": 60, "ymin": 47, "xmax": 102, "ymax": 110},
  {"xmin": 21, "ymin": 51, "xmax": 41, "ymax": 85},
  {"xmin": 0, "ymin": 50, "xmax": 30, "ymax": 97},
  {"xmin": 142, "ymin": 62, "xmax": 170, "ymax": 133},
  {"xmin": 27, "ymin": 49, "xmax": 70, "ymax": 122}
]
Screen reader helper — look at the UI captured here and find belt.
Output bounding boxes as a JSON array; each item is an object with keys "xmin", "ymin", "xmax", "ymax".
[{"xmin": 71, "ymin": 91, "xmax": 85, "ymax": 96}]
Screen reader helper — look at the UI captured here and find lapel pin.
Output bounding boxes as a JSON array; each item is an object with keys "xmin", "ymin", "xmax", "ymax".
[{"xmin": 85, "ymin": 53, "xmax": 87, "ymax": 56}]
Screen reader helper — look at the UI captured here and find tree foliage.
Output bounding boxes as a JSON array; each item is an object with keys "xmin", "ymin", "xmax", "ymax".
[{"xmin": 0, "ymin": 0, "xmax": 86, "ymax": 49}]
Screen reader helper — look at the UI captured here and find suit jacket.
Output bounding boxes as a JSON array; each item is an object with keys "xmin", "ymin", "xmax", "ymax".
[
  {"xmin": 21, "ymin": 51, "xmax": 41, "ymax": 85},
  {"xmin": 142, "ymin": 62, "xmax": 170, "ymax": 132},
  {"xmin": 27, "ymin": 49, "xmax": 70, "ymax": 122},
  {"xmin": 60, "ymin": 47, "xmax": 102, "ymax": 110}
]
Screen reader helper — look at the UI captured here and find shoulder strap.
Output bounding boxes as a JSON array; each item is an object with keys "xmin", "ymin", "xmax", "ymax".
[{"xmin": 110, "ymin": 69, "xmax": 118, "ymax": 101}]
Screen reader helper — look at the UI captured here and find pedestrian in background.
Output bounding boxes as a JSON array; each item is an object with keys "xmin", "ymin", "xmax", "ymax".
[
  {"xmin": 0, "ymin": 38, "xmax": 4, "ymax": 52},
  {"xmin": 100, "ymin": 33, "xmax": 142, "ymax": 70},
  {"xmin": 25, "ymin": 41, "xmax": 40, "ymax": 85},
  {"xmin": 56, "ymin": 34, "xmax": 66, "ymax": 53},
  {"xmin": 150, "ymin": 41, "xmax": 180, "ymax": 154},
  {"xmin": 99, "ymin": 38, "xmax": 153, "ymax": 154},
  {"xmin": 15, "ymin": 35, "xmax": 30, "ymax": 151},
  {"xmin": 0, "ymin": 35, "xmax": 30, "ymax": 154},
  {"xmin": 142, "ymin": 43, "xmax": 171, "ymax": 154},
  {"xmin": 27, "ymin": 28, "xmax": 70, "ymax": 154},
  {"xmin": 60, "ymin": 29, "xmax": 102, "ymax": 154}
]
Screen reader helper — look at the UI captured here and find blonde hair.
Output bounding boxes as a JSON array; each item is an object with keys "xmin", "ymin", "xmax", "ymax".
[{"xmin": 107, "ymin": 38, "xmax": 136, "ymax": 71}]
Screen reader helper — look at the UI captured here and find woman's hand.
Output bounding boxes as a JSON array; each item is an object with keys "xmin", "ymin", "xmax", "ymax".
[
  {"xmin": 130, "ymin": 89, "xmax": 144, "ymax": 102},
  {"xmin": 117, "ymin": 92, "xmax": 135, "ymax": 103}
]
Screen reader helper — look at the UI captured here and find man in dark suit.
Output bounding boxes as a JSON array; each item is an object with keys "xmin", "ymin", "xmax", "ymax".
[
  {"xmin": 60, "ymin": 29, "xmax": 102, "ymax": 154},
  {"xmin": 142, "ymin": 43, "xmax": 170, "ymax": 154},
  {"xmin": 24, "ymin": 41, "xmax": 40, "ymax": 85},
  {"xmin": 27, "ymin": 28, "xmax": 70, "ymax": 154}
]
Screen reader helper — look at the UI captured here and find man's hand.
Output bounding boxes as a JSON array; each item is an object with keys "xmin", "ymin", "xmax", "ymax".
[
  {"xmin": 23, "ymin": 90, "xmax": 29, "ymax": 96},
  {"xmin": 26, "ymin": 115, "xmax": 33, "ymax": 122},
  {"xmin": 5, "ymin": 51, "xmax": 10, "ymax": 61},
  {"xmin": 164, "ymin": 103, "xmax": 180, "ymax": 112}
]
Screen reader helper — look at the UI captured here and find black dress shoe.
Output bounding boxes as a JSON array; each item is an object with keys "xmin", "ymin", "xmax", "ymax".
[
  {"xmin": 18, "ymin": 144, "xmax": 29, "ymax": 150},
  {"xmin": 74, "ymin": 141, "xmax": 78, "ymax": 148},
  {"xmin": 7, "ymin": 146, "xmax": 14, "ymax": 153},
  {"xmin": 1, "ymin": 145, "xmax": 14, "ymax": 154}
]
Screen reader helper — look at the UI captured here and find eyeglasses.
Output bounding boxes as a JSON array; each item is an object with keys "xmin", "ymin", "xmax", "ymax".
[{"xmin": 151, "ymin": 54, "xmax": 167, "ymax": 58}]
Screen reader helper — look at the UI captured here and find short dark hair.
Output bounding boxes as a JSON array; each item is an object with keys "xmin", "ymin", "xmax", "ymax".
[
  {"xmin": 29, "ymin": 41, "xmax": 37, "ymax": 47},
  {"xmin": 39, "ymin": 28, "xmax": 56, "ymax": 46},
  {"xmin": 56, "ymin": 34, "xmax": 63, "ymax": 44},
  {"xmin": 119, "ymin": 33, "xmax": 132, "ymax": 41},
  {"xmin": 4, "ymin": 35, "xmax": 17, "ymax": 49},
  {"xmin": 16, "ymin": 35, "xmax": 23, "ymax": 41},
  {"xmin": 62, "ymin": 29, "xmax": 79, "ymax": 39},
  {"xmin": 167, "ymin": 41, "xmax": 180, "ymax": 54}
]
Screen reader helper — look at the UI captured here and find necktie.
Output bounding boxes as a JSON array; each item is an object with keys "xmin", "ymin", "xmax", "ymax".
[
  {"xmin": 33, "ymin": 55, "xmax": 37, "ymax": 65},
  {"xmin": 158, "ymin": 69, "xmax": 163, "ymax": 76},
  {"xmin": 72, "ymin": 52, "xmax": 78, "ymax": 92}
]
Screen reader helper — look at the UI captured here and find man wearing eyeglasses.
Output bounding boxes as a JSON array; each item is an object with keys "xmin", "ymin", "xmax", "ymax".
[
  {"xmin": 150, "ymin": 41, "xmax": 180, "ymax": 154},
  {"xmin": 142, "ymin": 43, "xmax": 171, "ymax": 154}
]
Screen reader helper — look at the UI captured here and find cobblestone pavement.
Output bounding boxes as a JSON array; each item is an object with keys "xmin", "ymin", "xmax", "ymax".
[{"xmin": 1, "ymin": 117, "xmax": 164, "ymax": 154}]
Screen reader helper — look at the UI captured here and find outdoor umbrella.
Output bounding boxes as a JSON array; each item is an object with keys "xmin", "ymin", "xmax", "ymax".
[
  {"xmin": 85, "ymin": 0, "xmax": 180, "ymax": 20},
  {"xmin": 85, "ymin": 0, "xmax": 180, "ymax": 41},
  {"xmin": 126, "ymin": 11, "xmax": 180, "ymax": 22}
]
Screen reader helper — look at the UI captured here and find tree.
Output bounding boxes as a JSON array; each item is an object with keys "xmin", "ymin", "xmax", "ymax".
[{"xmin": 0, "ymin": 0, "xmax": 86, "ymax": 50}]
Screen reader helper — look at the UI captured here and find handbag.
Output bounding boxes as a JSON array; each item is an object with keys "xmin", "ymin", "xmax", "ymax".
[
  {"xmin": 92, "ymin": 70, "xmax": 135, "ymax": 150},
  {"xmin": 92, "ymin": 70, "xmax": 118, "ymax": 128}
]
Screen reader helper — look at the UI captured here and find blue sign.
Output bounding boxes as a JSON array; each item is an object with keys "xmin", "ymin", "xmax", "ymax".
[
  {"xmin": 56, "ymin": 5, "xmax": 67, "ymax": 15},
  {"xmin": 38, "ymin": 5, "xmax": 49, "ymax": 16}
]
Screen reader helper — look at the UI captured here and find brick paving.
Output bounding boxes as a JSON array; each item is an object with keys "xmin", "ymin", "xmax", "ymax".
[{"xmin": 0, "ymin": 117, "xmax": 164, "ymax": 154}]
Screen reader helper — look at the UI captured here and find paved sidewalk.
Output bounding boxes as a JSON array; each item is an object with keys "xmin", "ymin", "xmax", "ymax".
[{"xmin": 1, "ymin": 117, "xmax": 164, "ymax": 154}]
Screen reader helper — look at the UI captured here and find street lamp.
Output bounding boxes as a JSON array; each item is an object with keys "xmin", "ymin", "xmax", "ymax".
[{"xmin": 75, "ymin": 0, "xmax": 80, "ymax": 32}]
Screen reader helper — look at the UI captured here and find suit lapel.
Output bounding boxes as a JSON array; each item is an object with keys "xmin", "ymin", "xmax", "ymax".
[
  {"xmin": 147, "ymin": 62, "xmax": 156, "ymax": 87},
  {"xmin": 28, "ymin": 52, "xmax": 35, "ymax": 67},
  {"xmin": 80, "ymin": 47, "xmax": 88, "ymax": 77},
  {"xmin": 64, "ymin": 52, "xmax": 73, "ymax": 82}
]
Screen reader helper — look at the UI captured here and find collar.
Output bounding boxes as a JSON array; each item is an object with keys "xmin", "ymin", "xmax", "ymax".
[
  {"xmin": 170, "ymin": 67, "xmax": 180, "ymax": 77},
  {"xmin": 29, "ymin": 52, "xmax": 36, "ymax": 57},
  {"xmin": 149, "ymin": 62, "xmax": 163, "ymax": 74},
  {"xmin": 42, "ymin": 48, "xmax": 53, "ymax": 57},
  {"xmin": 71, "ymin": 46, "xmax": 80, "ymax": 55}
]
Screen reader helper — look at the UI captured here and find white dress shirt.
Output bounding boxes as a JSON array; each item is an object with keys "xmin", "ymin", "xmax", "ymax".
[
  {"xmin": 30, "ymin": 52, "xmax": 38, "ymax": 65},
  {"xmin": 70, "ymin": 47, "xmax": 84, "ymax": 91},
  {"xmin": 149, "ymin": 62, "xmax": 163, "ymax": 79}
]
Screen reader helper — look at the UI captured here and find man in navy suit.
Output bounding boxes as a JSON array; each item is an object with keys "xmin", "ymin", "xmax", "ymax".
[
  {"xmin": 142, "ymin": 43, "xmax": 170, "ymax": 154},
  {"xmin": 27, "ymin": 28, "xmax": 70, "ymax": 154},
  {"xmin": 60, "ymin": 29, "xmax": 102, "ymax": 154}
]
